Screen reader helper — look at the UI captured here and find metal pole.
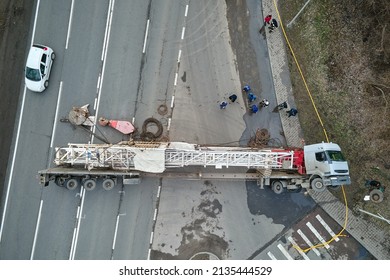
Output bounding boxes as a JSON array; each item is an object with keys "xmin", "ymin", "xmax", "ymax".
[
  {"xmin": 287, "ymin": 0, "xmax": 313, "ymax": 28},
  {"xmin": 358, "ymin": 209, "xmax": 390, "ymax": 225}
]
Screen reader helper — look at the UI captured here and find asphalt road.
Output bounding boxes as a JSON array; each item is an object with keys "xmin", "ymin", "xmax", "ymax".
[{"xmin": 0, "ymin": 0, "xmax": 371, "ymax": 261}]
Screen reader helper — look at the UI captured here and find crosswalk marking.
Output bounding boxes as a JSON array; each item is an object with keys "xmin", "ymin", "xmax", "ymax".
[
  {"xmin": 306, "ymin": 222, "xmax": 330, "ymax": 249},
  {"xmin": 267, "ymin": 251, "xmax": 277, "ymax": 260},
  {"xmin": 316, "ymin": 214, "xmax": 339, "ymax": 242},
  {"xmin": 277, "ymin": 243, "xmax": 294, "ymax": 260},
  {"xmin": 288, "ymin": 236, "xmax": 310, "ymax": 260},
  {"xmin": 297, "ymin": 229, "xmax": 321, "ymax": 256}
]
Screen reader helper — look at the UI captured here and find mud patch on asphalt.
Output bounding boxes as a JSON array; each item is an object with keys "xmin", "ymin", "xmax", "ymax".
[{"xmin": 151, "ymin": 181, "xmax": 229, "ymax": 259}]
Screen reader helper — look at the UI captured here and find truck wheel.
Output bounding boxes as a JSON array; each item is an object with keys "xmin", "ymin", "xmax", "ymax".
[
  {"xmin": 102, "ymin": 178, "xmax": 115, "ymax": 191},
  {"xmin": 370, "ymin": 189, "xmax": 384, "ymax": 203},
  {"xmin": 83, "ymin": 179, "xmax": 96, "ymax": 191},
  {"xmin": 65, "ymin": 178, "xmax": 79, "ymax": 190},
  {"xmin": 55, "ymin": 176, "xmax": 66, "ymax": 187},
  {"xmin": 311, "ymin": 178, "xmax": 325, "ymax": 192},
  {"xmin": 272, "ymin": 181, "xmax": 285, "ymax": 194}
]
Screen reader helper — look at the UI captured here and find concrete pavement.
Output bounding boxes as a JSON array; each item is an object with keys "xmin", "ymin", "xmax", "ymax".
[{"xmin": 261, "ymin": 0, "xmax": 390, "ymax": 259}]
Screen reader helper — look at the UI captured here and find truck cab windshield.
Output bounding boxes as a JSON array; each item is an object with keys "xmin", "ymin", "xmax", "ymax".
[{"xmin": 326, "ymin": 150, "xmax": 346, "ymax": 162}]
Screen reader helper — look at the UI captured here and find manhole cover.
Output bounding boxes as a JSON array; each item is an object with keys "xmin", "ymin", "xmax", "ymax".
[
  {"xmin": 158, "ymin": 104, "xmax": 168, "ymax": 116},
  {"xmin": 190, "ymin": 252, "xmax": 220, "ymax": 260}
]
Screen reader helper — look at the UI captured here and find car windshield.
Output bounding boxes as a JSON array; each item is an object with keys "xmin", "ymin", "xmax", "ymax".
[
  {"xmin": 26, "ymin": 67, "xmax": 41, "ymax": 81},
  {"xmin": 326, "ymin": 150, "xmax": 346, "ymax": 162}
]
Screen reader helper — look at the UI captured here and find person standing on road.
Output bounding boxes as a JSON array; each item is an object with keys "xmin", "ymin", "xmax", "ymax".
[
  {"xmin": 259, "ymin": 99, "xmax": 270, "ymax": 107},
  {"xmin": 220, "ymin": 101, "xmax": 228, "ymax": 109},
  {"xmin": 248, "ymin": 92, "xmax": 257, "ymax": 103},
  {"xmin": 286, "ymin": 108, "xmax": 298, "ymax": 117},
  {"xmin": 264, "ymin": 15, "xmax": 272, "ymax": 25},
  {"xmin": 229, "ymin": 94, "xmax": 237, "ymax": 103},
  {"xmin": 242, "ymin": 85, "xmax": 251, "ymax": 92},
  {"xmin": 269, "ymin": 18, "xmax": 279, "ymax": 33}
]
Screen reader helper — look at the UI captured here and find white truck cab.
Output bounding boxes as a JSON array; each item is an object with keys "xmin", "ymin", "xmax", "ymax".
[{"xmin": 304, "ymin": 142, "xmax": 351, "ymax": 190}]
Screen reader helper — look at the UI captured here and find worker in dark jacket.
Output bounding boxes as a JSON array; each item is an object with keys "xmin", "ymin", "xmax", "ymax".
[
  {"xmin": 229, "ymin": 94, "xmax": 237, "ymax": 103},
  {"xmin": 269, "ymin": 18, "xmax": 279, "ymax": 33}
]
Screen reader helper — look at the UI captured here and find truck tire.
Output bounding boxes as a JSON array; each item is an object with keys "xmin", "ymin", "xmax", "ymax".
[
  {"xmin": 65, "ymin": 178, "xmax": 79, "ymax": 190},
  {"xmin": 83, "ymin": 179, "xmax": 96, "ymax": 191},
  {"xmin": 370, "ymin": 189, "xmax": 384, "ymax": 203},
  {"xmin": 102, "ymin": 178, "xmax": 115, "ymax": 191},
  {"xmin": 55, "ymin": 176, "xmax": 67, "ymax": 187},
  {"xmin": 311, "ymin": 178, "xmax": 325, "ymax": 192},
  {"xmin": 272, "ymin": 181, "xmax": 285, "ymax": 194}
]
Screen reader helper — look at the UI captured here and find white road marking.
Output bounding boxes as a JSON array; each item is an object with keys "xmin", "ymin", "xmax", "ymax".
[
  {"xmin": 181, "ymin": 26, "xmax": 186, "ymax": 40},
  {"xmin": 184, "ymin": 4, "xmax": 189, "ymax": 17},
  {"xmin": 101, "ymin": 0, "xmax": 115, "ymax": 61},
  {"xmin": 30, "ymin": 199, "xmax": 43, "ymax": 260},
  {"xmin": 153, "ymin": 208, "xmax": 158, "ymax": 221},
  {"xmin": 288, "ymin": 236, "xmax": 310, "ymax": 260},
  {"xmin": 69, "ymin": 187, "xmax": 86, "ymax": 260},
  {"xmin": 111, "ymin": 215, "xmax": 120, "ymax": 256},
  {"xmin": 277, "ymin": 243, "xmax": 293, "ymax": 260},
  {"xmin": 167, "ymin": 118, "xmax": 171, "ymax": 131},
  {"xmin": 147, "ymin": 248, "xmax": 151, "ymax": 260},
  {"xmin": 316, "ymin": 214, "xmax": 339, "ymax": 242},
  {"xmin": 96, "ymin": 73, "xmax": 101, "ymax": 90},
  {"xmin": 157, "ymin": 186, "xmax": 161, "ymax": 198},
  {"xmin": 267, "ymin": 251, "xmax": 277, "ymax": 260},
  {"xmin": 177, "ymin": 49, "xmax": 182, "ymax": 63},
  {"xmin": 297, "ymin": 229, "xmax": 321, "ymax": 256},
  {"xmin": 306, "ymin": 222, "xmax": 330, "ymax": 249},
  {"xmin": 0, "ymin": 0, "xmax": 41, "ymax": 245},
  {"xmin": 174, "ymin": 72, "xmax": 178, "ymax": 86},
  {"xmin": 170, "ymin": 96, "xmax": 175, "ymax": 108},
  {"xmin": 149, "ymin": 231, "xmax": 154, "ymax": 244},
  {"xmin": 142, "ymin": 19, "xmax": 150, "ymax": 53},
  {"xmin": 93, "ymin": 97, "xmax": 97, "ymax": 111},
  {"xmin": 30, "ymin": 0, "xmax": 40, "ymax": 47},
  {"xmin": 50, "ymin": 81, "xmax": 63, "ymax": 148},
  {"xmin": 93, "ymin": 0, "xmax": 115, "ymax": 142},
  {"xmin": 65, "ymin": 0, "xmax": 75, "ymax": 49}
]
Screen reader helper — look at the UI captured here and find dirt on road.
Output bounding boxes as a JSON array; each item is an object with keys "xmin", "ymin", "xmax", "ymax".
[{"xmin": 0, "ymin": 0, "xmax": 34, "ymax": 199}]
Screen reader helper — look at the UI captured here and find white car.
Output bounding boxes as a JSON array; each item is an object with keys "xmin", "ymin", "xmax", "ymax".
[{"xmin": 25, "ymin": 44, "xmax": 55, "ymax": 92}]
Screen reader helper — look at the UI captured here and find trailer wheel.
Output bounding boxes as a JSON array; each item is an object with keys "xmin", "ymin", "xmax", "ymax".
[
  {"xmin": 370, "ymin": 189, "xmax": 384, "ymax": 203},
  {"xmin": 65, "ymin": 178, "xmax": 79, "ymax": 190},
  {"xmin": 102, "ymin": 178, "xmax": 115, "ymax": 191},
  {"xmin": 272, "ymin": 181, "xmax": 285, "ymax": 194},
  {"xmin": 55, "ymin": 176, "xmax": 67, "ymax": 187},
  {"xmin": 311, "ymin": 178, "xmax": 325, "ymax": 192},
  {"xmin": 83, "ymin": 179, "xmax": 96, "ymax": 191}
]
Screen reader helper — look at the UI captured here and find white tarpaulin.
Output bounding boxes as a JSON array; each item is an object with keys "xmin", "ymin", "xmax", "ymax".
[
  {"xmin": 168, "ymin": 142, "xmax": 196, "ymax": 150},
  {"xmin": 133, "ymin": 148, "xmax": 166, "ymax": 173}
]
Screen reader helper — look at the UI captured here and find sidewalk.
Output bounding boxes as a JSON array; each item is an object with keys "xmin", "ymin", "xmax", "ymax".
[{"xmin": 262, "ymin": 0, "xmax": 390, "ymax": 260}]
